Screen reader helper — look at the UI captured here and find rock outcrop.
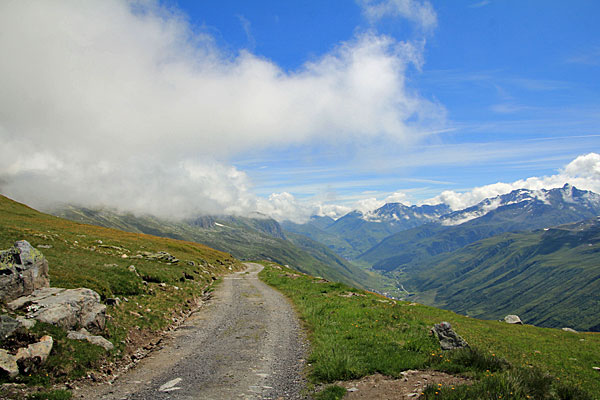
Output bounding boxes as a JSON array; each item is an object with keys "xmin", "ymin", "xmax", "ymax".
[
  {"xmin": 7, "ymin": 287, "xmax": 106, "ymax": 332},
  {"xmin": 0, "ymin": 336, "xmax": 53, "ymax": 377},
  {"xmin": 0, "ymin": 241, "xmax": 49, "ymax": 302},
  {"xmin": 431, "ymin": 321, "xmax": 469, "ymax": 350},
  {"xmin": 15, "ymin": 335, "xmax": 53, "ymax": 374}
]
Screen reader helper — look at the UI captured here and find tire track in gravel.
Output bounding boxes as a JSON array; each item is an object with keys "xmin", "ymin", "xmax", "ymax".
[{"xmin": 79, "ymin": 263, "xmax": 308, "ymax": 400}]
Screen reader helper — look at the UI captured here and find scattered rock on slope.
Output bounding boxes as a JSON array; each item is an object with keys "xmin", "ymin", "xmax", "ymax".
[
  {"xmin": 431, "ymin": 321, "xmax": 469, "ymax": 350},
  {"xmin": 67, "ymin": 328, "xmax": 114, "ymax": 351},
  {"xmin": 0, "ymin": 240, "xmax": 49, "ymax": 302}
]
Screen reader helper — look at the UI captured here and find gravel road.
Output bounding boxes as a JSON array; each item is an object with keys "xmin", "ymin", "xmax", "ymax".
[{"xmin": 81, "ymin": 263, "xmax": 308, "ymax": 400}]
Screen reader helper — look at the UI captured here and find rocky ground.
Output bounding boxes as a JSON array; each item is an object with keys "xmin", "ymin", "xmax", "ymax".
[
  {"xmin": 75, "ymin": 263, "xmax": 309, "ymax": 400},
  {"xmin": 339, "ymin": 371, "xmax": 471, "ymax": 399}
]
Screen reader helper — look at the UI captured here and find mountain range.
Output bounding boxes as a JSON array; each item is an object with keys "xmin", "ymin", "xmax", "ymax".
[
  {"xmin": 360, "ymin": 184, "xmax": 600, "ymax": 271},
  {"xmin": 283, "ymin": 203, "xmax": 450, "ymax": 259},
  {"xmin": 52, "ymin": 183, "xmax": 600, "ymax": 331},
  {"xmin": 52, "ymin": 206, "xmax": 385, "ymax": 290}
]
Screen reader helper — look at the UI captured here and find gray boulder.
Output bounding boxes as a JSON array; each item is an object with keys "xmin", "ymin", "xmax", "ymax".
[
  {"xmin": 0, "ymin": 241, "xmax": 49, "ymax": 302},
  {"xmin": 431, "ymin": 321, "xmax": 469, "ymax": 350},
  {"xmin": 504, "ymin": 315, "xmax": 523, "ymax": 325},
  {"xmin": 0, "ymin": 315, "xmax": 20, "ymax": 339},
  {"xmin": 67, "ymin": 328, "xmax": 114, "ymax": 351},
  {"xmin": 7, "ymin": 287, "xmax": 106, "ymax": 332}
]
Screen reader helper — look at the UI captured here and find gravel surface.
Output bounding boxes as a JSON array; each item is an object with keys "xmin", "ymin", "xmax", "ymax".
[{"xmin": 78, "ymin": 263, "xmax": 308, "ymax": 399}]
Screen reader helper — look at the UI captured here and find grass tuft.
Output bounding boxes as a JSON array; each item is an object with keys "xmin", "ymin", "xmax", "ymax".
[
  {"xmin": 28, "ymin": 389, "xmax": 72, "ymax": 400},
  {"xmin": 314, "ymin": 385, "xmax": 346, "ymax": 400}
]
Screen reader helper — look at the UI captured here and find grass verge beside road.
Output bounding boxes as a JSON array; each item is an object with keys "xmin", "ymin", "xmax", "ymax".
[{"xmin": 259, "ymin": 262, "xmax": 598, "ymax": 399}]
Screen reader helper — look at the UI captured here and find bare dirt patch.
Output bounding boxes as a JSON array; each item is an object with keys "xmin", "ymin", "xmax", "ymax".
[{"xmin": 339, "ymin": 371, "xmax": 471, "ymax": 399}]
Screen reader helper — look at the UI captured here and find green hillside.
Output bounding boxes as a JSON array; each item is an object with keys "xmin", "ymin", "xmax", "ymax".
[
  {"xmin": 400, "ymin": 218, "xmax": 600, "ymax": 332},
  {"xmin": 0, "ymin": 194, "xmax": 241, "ymax": 395},
  {"xmin": 260, "ymin": 262, "xmax": 599, "ymax": 399},
  {"xmin": 53, "ymin": 205, "xmax": 376, "ymax": 289}
]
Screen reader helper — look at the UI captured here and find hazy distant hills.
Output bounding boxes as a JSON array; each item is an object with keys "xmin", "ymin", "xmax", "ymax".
[
  {"xmin": 52, "ymin": 206, "xmax": 381, "ymax": 289},
  {"xmin": 282, "ymin": 203, "xmax": 450, "ymax": 259},
  {"xmin": 403, "ymin": 217, "xmax": 600, "ymax": 331}
]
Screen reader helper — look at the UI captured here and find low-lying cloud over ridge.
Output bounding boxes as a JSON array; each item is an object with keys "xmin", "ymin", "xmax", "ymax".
[
  {"xmin": 0, "ymin": 0, "xmax": 442, "ymax": 220},
  {"xmin": 425, "ymin": 153, "xmax": 600, "ymax": 210}
]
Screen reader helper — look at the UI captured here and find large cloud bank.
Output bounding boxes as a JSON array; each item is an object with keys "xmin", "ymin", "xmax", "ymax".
[{"xmin": 0, "ymin": 0, "xmax": 441, "ymax": 220}]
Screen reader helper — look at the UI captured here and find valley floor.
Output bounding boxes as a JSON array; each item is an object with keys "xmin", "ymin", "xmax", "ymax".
[{"xmin": 76, "ymin": 263, "xmax": 308, "ymax": 399}]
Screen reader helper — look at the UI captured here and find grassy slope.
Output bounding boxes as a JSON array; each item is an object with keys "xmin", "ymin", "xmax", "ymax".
[
  {"xmin": 0, "ymin": 195, "xmax": 242, "ymax": 387},
  {"xmin": 284, "ymin": 231, "xmax": 386, "ymax": 290},
  {"xmin": 260, "ymin": 263, "xmax": 599, "ymax": 398},
  {"xmin": 54, "ymin": 206, "xmax": 373, "ymax": 289},
  {"xmin": 281, "ymin": 221, "xmax": 358, "ymax": 260},
  {"xmin": 400, "ymin": 219, "xmax": 600, "ymax": 332}
]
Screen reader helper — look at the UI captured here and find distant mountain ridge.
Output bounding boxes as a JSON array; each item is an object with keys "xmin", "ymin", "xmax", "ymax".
[
  {"xmin": 359, "ymin": 184, "xmax": 600, "ymax": 271},
  {"xmin": 283, "ymin": 202, "xmax": 450, "ymax": 260},
  {"xmin": 440, "ymin": 183, "xmax": 600, "ymax": 226}
]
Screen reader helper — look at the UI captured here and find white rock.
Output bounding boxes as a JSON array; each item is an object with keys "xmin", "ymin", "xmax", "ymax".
[{"xmin": 504, "ymin": 315, "xmax": 523, "ymax": 324}]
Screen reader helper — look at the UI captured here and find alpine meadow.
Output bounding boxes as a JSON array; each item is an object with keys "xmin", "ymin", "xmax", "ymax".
[{"xmin": 1, "ymin": 1, "xmax": 599, "ymax": 399}]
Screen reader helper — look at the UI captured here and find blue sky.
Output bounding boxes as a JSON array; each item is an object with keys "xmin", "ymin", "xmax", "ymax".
[
  {"xmin": 1, "ymin": 1, "xmax": 599, "ymax": 220},
  {"xmin": 171, "ymin": 0, "xmax": 600, "ymax": 206}
]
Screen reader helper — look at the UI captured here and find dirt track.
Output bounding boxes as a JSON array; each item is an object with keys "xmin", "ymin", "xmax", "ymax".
[{"xmin": 78, "ymin": 263, "xmax": 308, "ymax": 400}]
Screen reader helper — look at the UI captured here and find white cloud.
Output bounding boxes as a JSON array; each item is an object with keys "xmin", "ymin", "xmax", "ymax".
[
  {"xmin": 358, "ymin": 0, "xmax": 437, "ymax": 31},
  {"xmin": 355, "ymin": 198, "xmax": 387, "ymax": 214},
  {"xmin": 384, "ymin": 191, "xmax": 410, "ymax": 204},
  {"xmin": 0, "ymin": 0, "xmax": 443, "ymax": 218},
  {"xmin": 426, "ymin": 153, "xmax": 600, "ymax": 210}
]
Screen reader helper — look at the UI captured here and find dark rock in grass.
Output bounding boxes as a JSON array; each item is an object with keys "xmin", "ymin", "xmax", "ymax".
[
  {"xmin": 504, "ymin": 315, "xmax": 523, "ymax": 325},
  {"xmin": 0, "ymin": 315, "xmax": 20, "ymax": 339},
  {"xmin": 0, "ymin": 241, "xmax": 49, "ymax": 302},
  {"xmin": 105, "ymin": 297, "xmax": 121, "ymax": 306},
  {"xmin": 431, "ymin": 321, "xmax": 469, "ymax": 350}
]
